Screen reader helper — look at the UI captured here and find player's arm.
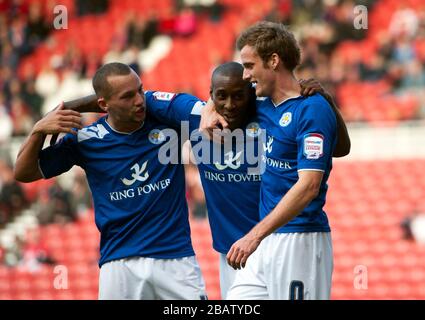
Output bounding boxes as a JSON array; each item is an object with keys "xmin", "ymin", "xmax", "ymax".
[
  {"xmin": 14, "ymin": 103, "xmax": 82, "ymax": 182},
  {"xmin": 63, "ymin": 94, "xmax": 104, "ymax": 113},
  {"xmin": 322, "ymin": 93, "xmax": 350, "ymax": 157},
  {"xmin": 299, "ymin": 79, "xmax": 351, "ymax": 157},
  {"xmin": 226, "ymin": 170, "xmax": 323, "ymax": 270},
  {"xmin": 48, "ymin": 95, "xmax": 103, "ymax": 146},
  {"xmin": 145, "ymin": 91, "xmax": 205, "ymax": 130}
]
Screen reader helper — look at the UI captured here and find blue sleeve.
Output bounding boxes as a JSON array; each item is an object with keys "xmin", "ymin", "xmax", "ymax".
[
  {"xmin": 296, "ymin": 95, "xmax": 337, "ymax": 171},
  {"xmin": 39, "ymin": 133, "xmax": 80, "ymax": 179},
  {"xmin": 145, "ymin": 91, "xmax": 204, "ymax": 130}
]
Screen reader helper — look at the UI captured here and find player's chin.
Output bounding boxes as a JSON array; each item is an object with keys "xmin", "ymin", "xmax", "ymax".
[
  {"xmin": 255, "ymin": 85, "xmax": 264, "ymax": 97},
  {"xmin": 256, "ymin": 85, "xmax": 270, "ymax": 98}
]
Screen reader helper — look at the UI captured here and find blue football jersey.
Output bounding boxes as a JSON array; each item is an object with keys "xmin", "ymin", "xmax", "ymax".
[
  {"xmin": 146, "ymin": 91, "xmax": 262, "ymax": 254},
  {"xmin": 39, "ymin": 104, "xmax": 194, "ymax": 266},
  {"xmin": 256, "ymin": 93, "xmax": 337, "ymax": 233}
]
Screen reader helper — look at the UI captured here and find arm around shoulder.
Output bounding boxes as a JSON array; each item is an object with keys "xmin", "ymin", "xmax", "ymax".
[{"xmin": 321, "ymin": 93, "xmax": 351, "ymax": 157}]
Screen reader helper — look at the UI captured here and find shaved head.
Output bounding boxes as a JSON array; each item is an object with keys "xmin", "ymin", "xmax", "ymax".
[
  {"xmin": 211, "ymin": 62, "xmax": 245, "ymax": 87},
  {"xmin": 93, "ymin": 62, "xmax": 133, "ymax": 99}
]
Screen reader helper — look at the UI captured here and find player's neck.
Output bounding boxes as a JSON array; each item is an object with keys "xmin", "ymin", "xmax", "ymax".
[
  {"xmin": 105, "ymin": 117, "xmax": 144, "ymax": 134},
  {"xmin": 271, "ymin": 73, "xmax": 300, "ymax": 106}
]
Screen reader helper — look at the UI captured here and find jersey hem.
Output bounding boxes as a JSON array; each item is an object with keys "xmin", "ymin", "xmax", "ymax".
[
  {"xmin": 273, "ymin": 227, "xmax": 331, "ymax": 233},
  {"xmin": 99, "ymin": 250, "xmax": 196, "ymax": 267}
]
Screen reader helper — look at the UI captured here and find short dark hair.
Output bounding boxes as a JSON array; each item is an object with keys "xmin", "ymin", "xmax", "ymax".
[
  {"xmin": 92, "ymin": 62, "xmax": 132, "ymax": 99},
  {"xmin": 211, "ymin": 62, "xmax": 244, "ymax": 85},
  {"xmin": 236, "ymin": 21, "xmax": 301, "ymax": 72}
]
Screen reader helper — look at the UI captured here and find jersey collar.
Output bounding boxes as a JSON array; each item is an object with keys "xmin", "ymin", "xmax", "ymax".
[
  {"xmin": 271, "ymin": 95, "xmax": 302, "ymax": 108},
  {"xmin": 104, "ymin": 117, "xmax": 145, "ymax": 135}
]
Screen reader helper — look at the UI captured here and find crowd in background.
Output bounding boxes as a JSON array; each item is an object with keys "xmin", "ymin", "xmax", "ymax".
[
  {"xmin": 1, "ymin": 0, "xmax": 425, "ymax": 267},
  {"xmin": 263, "ymin": 0, "xmax": 425, "ymax": 120}
]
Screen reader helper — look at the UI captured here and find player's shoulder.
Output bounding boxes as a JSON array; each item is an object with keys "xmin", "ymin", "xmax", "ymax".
[
  {"xmin": 297, "ymin": 93, "xmax": 334, "ymax": 118},
  {"xmin": 76, "ymin": 116, "xmax": 111, "ymax": 143},
  {"xmin": 146, "ymin": 90, "xmax": 177, "ymax": 101},
  {"xmin": 146, "ymin": 90, "xmax": 200, "ymax": 103},
  {"xmin": 300, "ymin": 93, "xmax": 330, "ymax": 108}
]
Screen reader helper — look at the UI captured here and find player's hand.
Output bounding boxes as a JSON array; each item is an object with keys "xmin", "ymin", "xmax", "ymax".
[
  {"xmin": 226, "ymin": 233, "xmax": 262, "ymax": 270},
  {"xmin": 34, "ymin": 102, "xmax": 83, "ymax": 137},
  {"xmin": 199, "ymin": 98, "xmax": 228, "ymax": 143},
  {"xmin": 299, "ymin": 78, "xmax": 327, "ymax": 97},
  {"xmin": 299, "ymin": 78, "xmax": 338, "ymax": 112}
]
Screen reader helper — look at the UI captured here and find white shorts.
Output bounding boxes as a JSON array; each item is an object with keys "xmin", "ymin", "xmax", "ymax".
[
  {"xmin": 227, "ymin": 232, "xmax": 333, "ymax": 300},
  {"xmin": 98, "ymin": 256, "xmax": 207, "ymax": 300},
  {"xmin": 219, "ymin": 253, "xmax": 238, "ymax": 299}
]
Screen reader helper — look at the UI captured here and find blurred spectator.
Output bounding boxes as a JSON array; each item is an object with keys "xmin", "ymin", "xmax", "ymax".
[
  {"xmin": 265, "ymin": 0, "xmax": 292, "ymax": 25},
  {"xmin": 0, "ymin": 95, "xmax": 13, "ymax": 142},
  {"xmin": 103, "ymin": 40, "xmax": 125, "ymax": 64},
  {"xmin": 3, "ymin": 234, "xmax": 24, "ymax": 267},
  {"xmin": 332, "ymin": 0, "xmax": 366, "ymax": 42},
  {"xmin": 62, "ymin": 43, "xmax": 86, "ymax": 77},
  {"xmin": 126, "ymin": 13, "xmax": 159, "ymax": 49},
  {"xmin": 121, "ymin": 45, "xmax": 141, "ymax": 75},
  {"xmin": 70, "ymin": 168, "xmax": 93, "ymax": 216},
  {"xmin": 125, "ymin": 12, "xmax": 144, "ymax": 48},
  {"xmin": 21, "ymin": 79, "xmax": 44, "ymax": 120},
  {"xmin": 25, "ymin": 2, "xmax": 51, "ymax": 51},
  {"xmin": 391, "ymin": 34, "xmax": 416, "ymax": 65},
  {"xmin": 0, "ymin": 245, "xmax": 4, "ymax": 264},
  {"xmin": 37, "ymin": 181, "xmax": 77, "ymax": 225},
  {"xmin": 358, "ymin": 54, "xmax": 386, "ymax": 81},
  {"xmin": 1, "ymin": 41, "xmax": 20, "ymax": 71},
  {"xmin": 19, "ymin": 228, "xmax": 56, "ymax": 273},
  {"xmin": 9, "ymin": 96, "xmax": 34, "ymax": 136},
  {"xmin": 142, "ymin": 14, "xmax": 160, "ymax": 47},
  {"xmin": 35, "ymin": 64, "xmax": 60, "ymax": 98},
  {"xmin": 174, "ymin": 7, "xmax": 197, "ymax": 37},
  {"xmin": 205, "ymin": 1, "xmax": 225, "ymax": 22},
  {"xmin": 400, "ymin": 59, "xmax": 425, "ymax": 91},
  {"xmin": 389, "ymin": 3, "xmax": 419, "ymax": 39},
  {"xmin": 402, "ymin": 210, "xmax": 425, "ymax": 244},
  {"xmin": 76, "ymin": 0, "xmax": 109, "ymax": 16},
  {"xmin": 0, "ymin": 159, "xmax": 28, "ymax": 226},
  {"xmin": 81, "ymin": 52, "xmax": 102, "ymax": 79},
  {"xmin": 8, "ymin": 15, "xmax": 30, "ymax": 57},
  {"xmin": 177, "ymin": 0, "xmax": 224, "ymax": 22}
]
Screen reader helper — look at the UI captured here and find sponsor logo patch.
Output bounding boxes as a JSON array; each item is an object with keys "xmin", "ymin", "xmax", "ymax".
[
  {"xmin": 152, "ymin": 91, "xmax": 176, "ymax": 101},
  {"xmin": 121, "ymin": 161, "xmax": 149, "ymax": 186},
  {"xmin": 303, "ymin": 133, "xmax": 324, "ymax": 159},
  {"xmin": 263, "ymin": 136, "xmax": 273, "ymax": 153},
  {"xmin": 214, "ymin": 151, "xmax": 243, "ymax": 170}
]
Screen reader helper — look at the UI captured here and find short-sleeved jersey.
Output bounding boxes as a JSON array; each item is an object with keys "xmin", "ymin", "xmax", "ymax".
[
  {"xmin": 39, "ymin": 96, "xmax": 194, "ymax": 266},
  {"xmin": 256, "ymin": 93, "xmax": 337, "ymax": 233},
  {"xmin": 146, "ymin": 91, "xmax": 262, "ymax": 254}
]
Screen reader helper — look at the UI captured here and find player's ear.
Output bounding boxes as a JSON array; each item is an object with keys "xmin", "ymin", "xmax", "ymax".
[
  {"xmin": 269, "ymin": 53, "xmax": 280, "ymax": 70},
  {"xmin": 97, "ymin": 97, "xmax": 108, "ymax": 112},
  {"xmin": 209, "ymin": 87, "xmax": 213, "ymax": 99}
]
